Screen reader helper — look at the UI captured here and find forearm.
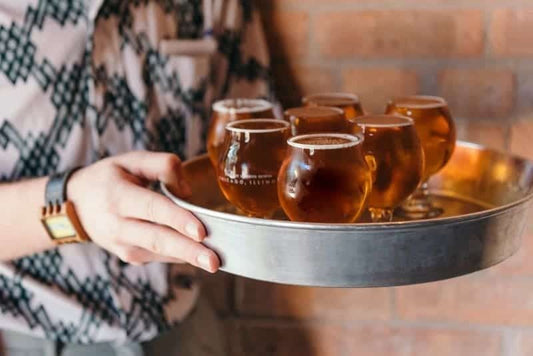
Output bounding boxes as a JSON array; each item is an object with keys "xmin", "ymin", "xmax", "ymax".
[{"xmin": 0, "ymin": 177, "xmax": 55, "ymax": 260}]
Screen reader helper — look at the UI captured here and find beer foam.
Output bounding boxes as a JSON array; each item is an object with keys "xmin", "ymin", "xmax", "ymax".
[
  {"xmin": 355, "ymin": 115, "xmax": 414, "ymax": 128},
  {"xmin": 303, "ymin": 92, "xmax": 359, "ymax": 107},
  {"xmin": 213, "ymin": 98, "xmax": 273, "ymax": 114},
  {"xmin": 391, "ymin": 95, "xmax": 447, "ymax": 109},
  {"xmin": 226, "ymin": 119, "xmax": 289, "ymax": 133},
  {"xmin": 288, "ymin": 133, "xmax": 362, "ymax": 150}
]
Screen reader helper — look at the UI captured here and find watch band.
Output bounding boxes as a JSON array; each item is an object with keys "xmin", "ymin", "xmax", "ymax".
[
  {"xmin": 42, "ymin": 166, "xmax": 89, "ymax": 244},
  {"xmin": 45, "ymin": 167, "xmax": 81, "ymax": 205}
]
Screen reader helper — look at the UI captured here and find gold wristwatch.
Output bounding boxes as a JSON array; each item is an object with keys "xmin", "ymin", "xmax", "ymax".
[{"xmin": 41, "ymin": 168, "xmax": 90, "ymax": 245}]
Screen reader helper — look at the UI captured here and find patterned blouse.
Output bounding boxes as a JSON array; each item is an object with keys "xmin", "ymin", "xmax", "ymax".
[{"xmin": 0, "ymin": 0, "xmax": 272, "ymax": 344}]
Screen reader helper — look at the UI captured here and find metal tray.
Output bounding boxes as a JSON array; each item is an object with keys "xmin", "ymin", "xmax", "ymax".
[{"xmin": 162, "ymin": 141, "xmax": 533, "ymax": 287}]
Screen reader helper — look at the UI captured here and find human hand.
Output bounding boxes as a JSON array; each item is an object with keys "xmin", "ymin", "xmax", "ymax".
[{"xmin": 67, "ymin": 151, "xmax": 219, "ymax": 272}]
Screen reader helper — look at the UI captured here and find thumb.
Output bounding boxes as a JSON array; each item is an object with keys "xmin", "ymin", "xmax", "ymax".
[{"xmin": 112, "ymin": 151, "xmax": 192, "ymax": 198}]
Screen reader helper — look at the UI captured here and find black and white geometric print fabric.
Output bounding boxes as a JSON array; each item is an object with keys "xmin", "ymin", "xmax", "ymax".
[{"xmin": 0, "ymin": 0, "xmax": 272, "ymax": 343}]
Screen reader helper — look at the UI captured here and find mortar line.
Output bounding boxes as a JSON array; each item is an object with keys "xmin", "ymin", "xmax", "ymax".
[
  {"xmin": 389, "ymin": 287, "xmax": 398, "ymax": 321},
  {"xmin": 226, "ymin": 314, "xmax": 533, "ymax": 334},
  {"xmin": 483, "ymin": 4, "xmax": 493, "ymax": 59},
  {"xmin": 276, "ymin": 1, "xmax": 533, "ymax": 13},
  {"xmin": 500, "ymin": 328, "xmax": 518, "ymax": 356},
  {"xmin": 298, "ymin": 57, "xmax": 533, "ymax": 69}
]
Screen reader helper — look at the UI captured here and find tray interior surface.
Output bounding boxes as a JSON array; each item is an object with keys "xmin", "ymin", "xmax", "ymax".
[{"xmin": 182, "ymin": 142, "xmax": 533, "ymax": 223}]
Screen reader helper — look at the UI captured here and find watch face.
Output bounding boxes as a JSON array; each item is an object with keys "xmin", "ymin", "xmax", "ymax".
[{"xmin": 43, "ymin": 215, "xmax": 77, "ymax": 239}]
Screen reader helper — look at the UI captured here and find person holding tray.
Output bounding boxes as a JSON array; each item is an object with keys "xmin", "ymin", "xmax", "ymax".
[{"xmin": 0, "ymin": 0, "xmax": 273, "ymax": 355}]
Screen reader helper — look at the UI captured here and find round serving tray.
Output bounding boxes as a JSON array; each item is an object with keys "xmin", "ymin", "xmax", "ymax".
[{"xmin": 162, "ymin": 141, "xmax": 533, "ymax": 287}]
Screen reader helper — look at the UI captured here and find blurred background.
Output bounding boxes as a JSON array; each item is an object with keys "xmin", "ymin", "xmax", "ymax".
[{"xmin": 203, "ymin": 1, "xmax": 533, "ymax": 355}]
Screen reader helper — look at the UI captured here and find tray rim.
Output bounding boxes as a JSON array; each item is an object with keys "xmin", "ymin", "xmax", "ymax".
[{"xmin": 163, "ymin": 140, "xmax": 533, "ymax": 231}]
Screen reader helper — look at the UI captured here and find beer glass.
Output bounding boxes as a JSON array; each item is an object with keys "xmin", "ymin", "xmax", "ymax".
[
  {"xmin": 278, "ymin": 133, "xmax": 371, "ymax": 223},
  {"xmin": 302, "ymin": 92, "xmax": 364, "ymax": 120},
  {"xmin": 217, "ymin": 119, "xmax": 290, "ymax": 218},
  {"xmin": 355, "ymin": 115, "xmax": 424, "ymax": 222},
  {"xmin": 207, "ymin": 98, "xmax": 274, "ymax": 167},
  {"xmin": 385, "ymin": 95, "xmax": 456, "ymax": 219},
  {"xmin": 284, "ymin": 106, "xmax": 350, "ymax": 136}
]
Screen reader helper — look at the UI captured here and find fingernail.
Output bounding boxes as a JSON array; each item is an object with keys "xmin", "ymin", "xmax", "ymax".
[
  {"xmin": 185, "ymin": 223, "xmax": 201, "ymax": 240},
  {"xmin": 197, "ymin": 253, "xmax": 213, "ymax": 272}
]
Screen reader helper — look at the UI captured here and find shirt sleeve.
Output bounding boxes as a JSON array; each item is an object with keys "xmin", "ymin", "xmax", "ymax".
[{"xmin": 211, "ymin": 0, "xmax": 276, "ymax": 104}]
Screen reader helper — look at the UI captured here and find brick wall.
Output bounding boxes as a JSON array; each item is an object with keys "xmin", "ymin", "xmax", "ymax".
[{"xmin": 201, "ymin": 1, "xmax": 533, "ymax": 355}]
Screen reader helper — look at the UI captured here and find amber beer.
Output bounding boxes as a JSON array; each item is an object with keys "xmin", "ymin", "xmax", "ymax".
[
  {"xmin": 302, "ymin": 92, "xmax": 364, "ymax": 120},
  {"xmin": 278, "ymin": 133, "xmax": 371, "ymax": 223},
  {"xmin": 207, "ymin": 98, "xmax": 274, "ymax": 167},
  {"xmin": 284, "ymin": 106, "xmax": 349, "ymax": 136},
  {"xmin": 385, "ymin": 95, "xmax": 455, "ymax": 182},
  {"xmin": 356, "ymin": 115, "xmax": 424, "ymax": 222},
  {"xmin": 217, "ymin": 119, "xmax": 289, "ymax": 218}
]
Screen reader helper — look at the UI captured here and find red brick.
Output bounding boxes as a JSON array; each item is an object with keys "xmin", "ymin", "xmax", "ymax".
[
  {"xmin": 490, "ymin": 9, "xmax": 533, "ymax": 56},
  {"xmin": 272, "ymin": 0, "xmax": 352, "ymax": 4},
  {"xmin": 234, "ymin": 322, "xmax": 345, "ymax": 356},
  {"xmin": 455, "ymin": 121, "xmax": 508, "ymax": 150},
  {"xmin": 315, "ymin": 10, "xmax": 483, "ymax": 58},
  {"xmin": 273, "ymin": 62, "xmax": 336, "ymax": 107},
  {"xmin": 438, "ymin": 69, "xmax": 514, "ymax": 118},
  {"xmin": 395, "ymin": 274, "xmax": 533, "ymax": 326},
  {"xmin": 234, "ymin": 322, "xmax": 501, "ymax": 356},
  {"xmin": 510, "ymin": 119, "xmax": 533, "ymax": 160},
  {"xmin": 490, "ymin": 232, "xmax": 533, "ymax": 276},
  {"xmin": 199, "ymin": 271, "xmax": 234, "ymax": 315},
  {"xmin": 342, "ymin": 68, "xmax": 419, "ymax": 114},
  {"xmin": 344, "ymin": 325, "xmax": 501, "ymax": 356},
  {"xmin": 290, "ymin": 64, "xmax": 336, "ymax": 97},
  {"xmin": 236, "ymin": 279, "xmax": 391, "ymax": 320},
  {"xmin": 516, "ymin": 70, "xmax": 533, "ymax": 113},
  {"xmin": 509, "ymin": 119, "xmax": 533, "ymax": 231},
  {"xmin": 222, "ymin": 319, "xmax": 239, "ymax": 355},
  {"xmin": 262, "ymin": 10, "xmax": 309, "ymax": 59}
]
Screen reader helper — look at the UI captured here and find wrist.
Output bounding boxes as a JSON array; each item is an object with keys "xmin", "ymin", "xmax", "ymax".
[{"xmin": 66, "ymin": 166, "xmax": 85, "ymax": 205}]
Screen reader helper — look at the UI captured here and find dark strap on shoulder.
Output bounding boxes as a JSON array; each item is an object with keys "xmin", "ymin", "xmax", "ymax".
[{"xmin": 45, "ymin": 167, "xmax": 81, "ymax": 206}]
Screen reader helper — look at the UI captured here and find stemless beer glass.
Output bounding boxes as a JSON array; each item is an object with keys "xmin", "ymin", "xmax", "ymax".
[
  {"xmin": 217, "ymin": 119, "xmax": 290, "ymax": 218},
  {"xmin": 207, "ymin": 98, "xmax": 274, "ymax": 167},
  {"xmin": 284, "ymin": 106, "xmax": 349, "ymax": 136},
  {"xmin": 278, "ymin": 133, "xmax": 371, "ymax": 223},
  {"xmin": 356, "ymin": 115, "xmax": 424, "ymax": 222},
  {"xmin": 385, "ymin": 95, "xmax": 456, "ymax": 218},
  {"xmin": 302, "ymin": 92, "xmax": 364, "ymax": 120}
]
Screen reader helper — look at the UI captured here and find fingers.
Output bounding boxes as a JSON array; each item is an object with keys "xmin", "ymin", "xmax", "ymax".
[
  {"xmin": 114, "ymin": 246, "xmax": 186, "ymax": 266},
  {"xmin": 113, "ymin": 151, "xmax": 192, "ymax": 198},
  {"xmin": 107, "ymin": 151, "xmax": 217, "ymax": 272},
  {"xmin": 116, "ymin": 182, "xmax": 206, "ymax": 242},
  {"xmin": 116, "ymin": 219, "xmax": 220, "ymax": 273}
]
